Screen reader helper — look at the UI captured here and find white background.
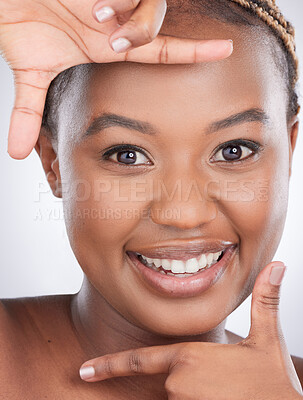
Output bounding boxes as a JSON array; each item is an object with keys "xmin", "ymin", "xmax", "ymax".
[{"xmin": 0, "ymin": 0, "xmax": 302, "ymax": 356}]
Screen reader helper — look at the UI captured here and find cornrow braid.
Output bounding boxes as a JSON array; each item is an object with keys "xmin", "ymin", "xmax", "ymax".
[{"xmin": 230, "ymin": 0, "xmax": 298, "ymax": 86}]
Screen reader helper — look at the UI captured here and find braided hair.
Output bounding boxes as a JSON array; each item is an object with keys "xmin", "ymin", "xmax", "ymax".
[{"xmin": 230, "ymin": 0, "xmax": 298, "ymax": 90}]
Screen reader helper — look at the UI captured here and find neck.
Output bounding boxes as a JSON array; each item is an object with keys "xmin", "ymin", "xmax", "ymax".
[{"xmin": 70, "ymin": 275, "xmax": 229, "ymax": 398}]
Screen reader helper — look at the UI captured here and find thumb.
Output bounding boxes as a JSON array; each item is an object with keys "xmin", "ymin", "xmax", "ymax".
[
  {"xmin": 7, "ymin": 69, "xmax": 52, "ymax": 159},
  {"xmin": 248, "ymin": 261, "xmax": 286, "ymax": 345}
]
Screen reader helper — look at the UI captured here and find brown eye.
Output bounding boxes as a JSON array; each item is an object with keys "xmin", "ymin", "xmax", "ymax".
[
  {"xmin": 105, "ymin": 147, "xmax": 152, "ymax": 165},
  {"xmin": 222, "ymin": 145, "xmax": 243, "ymax": 161},
  {"xmin": 117, "ymin": 151, "xmax": 137, "ymax": 164},
  {"xmin": 212, "ymin": 143, "xmax": 254, "ymax": 162}
]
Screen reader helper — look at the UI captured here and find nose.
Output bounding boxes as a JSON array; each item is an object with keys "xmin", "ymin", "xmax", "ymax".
[{"xmin": 149, "ymin": 171, "xmax": 217, "ymax": 230}]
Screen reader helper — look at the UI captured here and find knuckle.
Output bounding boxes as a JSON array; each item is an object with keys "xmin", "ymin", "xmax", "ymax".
[
  {"xmin": 15, "ymin": 81, "xmax": 47, "ymax": 91},
  {"xmin": 140, "ymin": 22, "xmax": 154, "ymax": 42},
  {"xmin": 13, "ymin": 106, "xmax": 42, "ymax": 118},
  {"xmin": 165, "ymin": 375, "xmax": 187, "ymax": 399},
  {"xmin": 127, "ymin": 19, "xmax": 154, "ymax": 43},
  {"xmin": 159, "ymin": 37, "xmax": 169, "ymax": 63},
  {"xmin": 256, "ymin": 294, "xmax": 280, "ymax": 311},
  {"xmin": 164, "ymin": 342, "xmax": 201, "ymax": 371},
  {"xmin": 128, "ymin": 351, "xmax": 143, "ymax": 374},
  {"xmin": 164, "ymin": 375, "xmax": 178, "ymax": 395},
  {"xmin": 14, "ymin": 67, "xmax": 58, "ymax": 82},
  {"xmin": 102, "ymin": 357, "xmax": 114, "ymax": 377},
  {"xmin": 174, "ymin": 343, "xmax": 200, "ymax": 366},
  {"xmin": 125, "ymin": 18, "xmax": 137, "ymax": 30}
]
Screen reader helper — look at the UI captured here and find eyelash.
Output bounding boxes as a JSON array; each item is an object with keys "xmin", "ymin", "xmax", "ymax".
[
  {"xmin": 210, "ymin": 139, "xmax": 262, "ymax": 164},
  {"xmin": 101, "ymin": 139, "xmax": 262, "ymax": 166},
  {"xmin": 102, "ymin": 144, "xmax": 151, "ymax": 166}
]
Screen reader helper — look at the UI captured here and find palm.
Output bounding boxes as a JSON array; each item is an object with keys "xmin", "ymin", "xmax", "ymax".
[{"xmin": 1, "ymin": 0, "xmax": 119, "ymax": 79}]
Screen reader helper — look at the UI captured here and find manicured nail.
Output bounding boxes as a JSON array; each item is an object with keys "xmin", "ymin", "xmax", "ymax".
[
  {"xmin": 95, "ymin": 6, "xmax": 115, "ymax": 23},
  {"xmin": 269, "ymin": 263, "xmax": 286, "ymax": 286},
  {"xmin": 79, "ymin": 365, "xmax": 95, "ymax": 380},
  {"xmin": 111, "ymin": 38, "xmax": 132, "ymax": 53}
]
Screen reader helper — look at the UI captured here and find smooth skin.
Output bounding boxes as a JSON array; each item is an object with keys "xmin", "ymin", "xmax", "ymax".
[
  {"xmin": 0, "ymin": 0, "xmax": 232, "ymax": 159},
  {"xmin": 1, "ymin": 3, "xmax": 303, "ymax": 400}
]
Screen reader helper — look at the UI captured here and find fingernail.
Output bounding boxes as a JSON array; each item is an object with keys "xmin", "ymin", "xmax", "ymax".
[
  {"xmin": 95, "ymin": 6, "xmax": 115, "ymax": 23},
  {"xmin": 269, "ymin": 263, "xmax": 286, "ymax": 286},
  {"xmin": 79, "ymin": 365, "xmax": 95, "ymax": 380},
  {"xmin": 111, "ymin": 38, "xmax": 132, "ymax": 53}
]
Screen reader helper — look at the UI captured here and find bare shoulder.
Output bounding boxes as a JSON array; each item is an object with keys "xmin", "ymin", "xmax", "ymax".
[
  {"xmin": 291, "ymin": 355, "xmax": 303, "ymax": 387},
  {"xmin": 0, "ymin": 294, "xmax": 77, "ymax": 398},
  {"xmin": 226, "ymin": 329, "xmax": 303, "ymax": 388},
  {"xmin": 0, "ymin": 293, "xmax": 73, "ymax": 311},
  {"xmin": 0, "ymin": 294, "xmax": 113, "ymax": 399},
  {"xmin": 0, "ymin": 293, "xmax": 73, "ymax": 316},
  {"xmin": 0, "ymin": 294, "xmax": 74, "ymax": 342}
]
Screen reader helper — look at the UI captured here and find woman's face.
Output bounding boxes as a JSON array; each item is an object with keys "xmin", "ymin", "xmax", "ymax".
[{"xmin": 53, "ymin": 20, "xmax": 298, "ymax": 336}]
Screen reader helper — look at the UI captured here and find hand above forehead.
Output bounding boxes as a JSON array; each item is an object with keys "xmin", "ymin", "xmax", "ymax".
[
  {"xmin": 0, "ymin": 0, "xmax": 233, "ymax": 160},
  {"xmin": 79, "ymin": 261, "xmax": 303, "ymax": 400}
]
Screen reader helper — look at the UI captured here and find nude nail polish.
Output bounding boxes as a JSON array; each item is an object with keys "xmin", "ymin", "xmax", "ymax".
[
  {"xmin": 269, "ymin": 264, "xmax": 286, "ymax": 286},
  {"xmin": 95, "ymin": 6, "xmax": 115, "ymax": 23},
  {"xmin": 79, "ymin": 365, "xmax": 95, "ymax": 380},
  {"xmin": 112, "ymin": 38, "xmax": 132, "ymax": 53}
]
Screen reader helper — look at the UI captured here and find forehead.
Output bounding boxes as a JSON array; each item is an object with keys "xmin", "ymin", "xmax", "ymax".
[{"xmin": 86, "ymin": 21, "xmax": 286, "ymax": 127}]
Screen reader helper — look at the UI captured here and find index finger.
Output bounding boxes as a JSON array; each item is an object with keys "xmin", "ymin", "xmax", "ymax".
[
  {"xmin": 110, "ymin": 35, "xmax": 233, "ymax": 64},
  {"xmin": 79, "ymin": 344, "xmax": 180, "ymax": 382}
]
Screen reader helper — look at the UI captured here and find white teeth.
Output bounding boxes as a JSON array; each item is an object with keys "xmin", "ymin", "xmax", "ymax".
[
  {"xmin": 152, "ymin": 259, "xmax": 162, "ymax": 268},
  {"xmin": 171, "ymin": 260, "xmax": 186, "ymax": 274},
  {"xmin": 185, "ymin": 258, "xmax": 199, "ymax": 273},
  {"xmin": 161, "ymin": 259, "xmax": 171, "ymax": 271},
  {"xmin": 198, "ymin": 254, "xmax": 207, "ymax": 269},
  {"xmin": 138, "ymin": 250, "xmax": 224, "ymax": 275},
  {"xmin": 206, "ymin": 253, "xmax": 213, "ymax": 266}
]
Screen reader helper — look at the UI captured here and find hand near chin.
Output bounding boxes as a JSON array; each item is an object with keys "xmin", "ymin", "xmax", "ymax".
[
  {"xmin": 79, "ymin": 261, "xmax": 303, "ymax": 399},
  {"xmin": 0, "ymin": 0, "xmax": 233, "ymax": 160}
]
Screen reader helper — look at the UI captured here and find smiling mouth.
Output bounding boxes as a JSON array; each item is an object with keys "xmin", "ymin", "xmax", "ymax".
[
  {"xmin": 132, "ymin": 249, "xmax": 225, "ymax": 277},
  {"xmin": 127, "ymin": 243, "xmax": 237, "ymax": 297}
]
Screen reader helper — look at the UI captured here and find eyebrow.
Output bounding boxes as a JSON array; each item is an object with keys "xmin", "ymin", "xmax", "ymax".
[
  {"xmin": 206, "ymin": 108, "xmax": 269, "ymax": 134},
  {"xmin": 83, "ymin": 108, "xmax": 269, "ymax": 137},
  {"xmin": 84, "ymin": 113, "xmax": 157, "ymax": 136}
]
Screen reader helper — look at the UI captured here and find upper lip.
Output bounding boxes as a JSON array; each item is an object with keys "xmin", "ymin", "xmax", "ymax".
[{"xmin": 127, "ymin": 239, "xmax": 236, "ymax": 261}]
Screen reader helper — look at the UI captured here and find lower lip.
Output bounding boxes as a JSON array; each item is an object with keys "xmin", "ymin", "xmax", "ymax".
[{"xmin": 127, "ymin": 245, "xmax": 237, "ymax": 298}]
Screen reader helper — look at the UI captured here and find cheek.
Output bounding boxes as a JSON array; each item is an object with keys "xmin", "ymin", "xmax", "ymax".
[
  {"xmin": 61, "ymin": 160, "xmax": 154, "ymax": 277},
  {"xmin": 217, "ymin": 163, "xmax": 289, "ymax": 299}
]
